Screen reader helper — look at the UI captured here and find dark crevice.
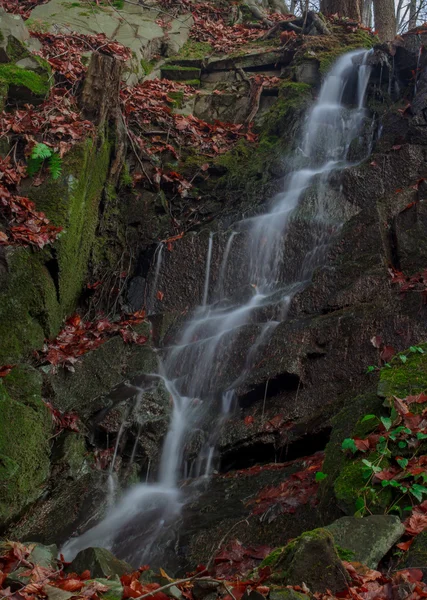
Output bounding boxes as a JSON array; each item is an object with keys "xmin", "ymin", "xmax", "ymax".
[
  {"xmin": 238, "ymin": 372, "xmax": 301, "ymax": 409},
  {"xmin": 45, "ymin": 255, "xmax": 60, "ymax": 302},
  {"xmin": 220, "ymin": 426, "xmax": 331, "ymax": 473}
]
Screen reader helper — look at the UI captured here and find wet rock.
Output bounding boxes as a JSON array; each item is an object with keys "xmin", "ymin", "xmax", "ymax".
[
  {"xmin": 68, "ymin": 547, "xmax": 132, "ymax": 578},
  {"xmin": 206, "ymin": 50, "xmax": 291, "ymax": 71},
  {"xmin": 294, "ymin": 59, "xmax": 320, "ymax": 87},
  {"xmin": 262, "ymin": 529, "xmax": 350, "ymax": 593},
  {"xmin": 326, "ymin": 515, "xmax": 405, "ymax": 568},
  {"xmin": 8, "ymin": 470, "xmax": 106, "ymax": 547}
]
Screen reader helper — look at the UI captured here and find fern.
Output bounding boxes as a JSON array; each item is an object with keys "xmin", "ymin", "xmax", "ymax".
[
  {"xmin": 31, "ymin": 142, "xmax": 52, "ymax": 160},
  {"xmin": 27, "ymin": 142, "xmax": 62, "ymax": 181},
  {"xmin": 27, "ymin": 156, "xmax": 43, "ymax": 177},
  {"xmin": 48, "ymin": 152, "xmax": 62, "ymax": 180}
]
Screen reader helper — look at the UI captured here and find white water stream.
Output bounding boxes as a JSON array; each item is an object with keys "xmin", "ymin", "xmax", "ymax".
[{"xmin": 63, "ymin": 50, "xmax": 372, "ymax": 565}]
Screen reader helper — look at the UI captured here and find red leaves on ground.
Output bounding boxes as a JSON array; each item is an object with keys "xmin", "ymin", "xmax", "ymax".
[
  {"xmin": 121, "ymin": 79, "xmax": 257, "ymax": 162},
  {"xmin": 0, "ymin": 0, "xmax": 49, "ymax": 19},
  {"xmin": 244, "ymin": 415, "xmax": 255, "ymax": 426},
  {"xmin": 404, "ymin": 501, "xmax": 427, "ymax": 536},
  {"xmin": 247, "ymin": 452, "xmax": 324, "ymax": 517},
  {"xmin": 33, "ymin": 31, "xmax": 131, "ymax": 85},
  {"xmin": 213, "ymin": 540, "xmax": 272, "ymax": 578},
  {"xmin": 37, "ymin": 310, "xmax": 148, "ymax": 370},
  {"xmin": 0, "ymin": 365, "xmax": 14, "ymax": 378},
  {"xmin": 0, "ymin": 185, "xmax": 62, "ymax": 248},
  {"xmin": 43, "ymin": 401, "xmax": 80, "ymax": 433},
  {"xmin": 121, "ymin": 572, "xmax": 169, "ymax": 600}
]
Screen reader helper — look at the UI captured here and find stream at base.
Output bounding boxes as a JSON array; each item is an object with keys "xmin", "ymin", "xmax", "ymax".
[{"xmin": 62, "ymin": 49, "xmax": 373, "ymax": 566}]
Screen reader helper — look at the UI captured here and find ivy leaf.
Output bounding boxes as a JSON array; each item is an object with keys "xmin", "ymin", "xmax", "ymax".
[
  {"xmin": 417, "ymin": 432, "xmax": 427, "ymax": 440},
  {"xmin": 361, "ymin": 414, "xmax": 376, "ymax": 423},
  {"xmin": 398, "ymin": 440, "xmax": 407, "ymax": 448},
  {"xmin": 342, "ymin": 438, "xmax": 358, "ymax": 453},
  {"xmin": 397, "ymin": 457, "xmax": 409, "ymax": 469},
  {"xmin": 315, "ymin": 472, "xmax": 328, "ymax": 482},
  {"xmin": 399, "ymin": 354, "xmax": 408, "ymax": 363},
  {"xmin": 410, "ymin": 484, "xmax": 427, "ymax": 502},
  {"xmin": 381, "ymin": 416, "xmax": 392, "ymax": 431}
]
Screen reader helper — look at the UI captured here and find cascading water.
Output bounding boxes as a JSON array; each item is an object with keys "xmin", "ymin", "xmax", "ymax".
[{"xmin": 62, "ymin": 49, "xmax": 373, "ymax": 566}]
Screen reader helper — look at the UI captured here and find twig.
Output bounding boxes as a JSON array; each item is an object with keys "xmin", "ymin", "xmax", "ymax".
[
  {"xmin": 205, "ymin": 518, "xmax": 250, "ymax": 571},
  {"xmin": 120, "ymin": 112, "xmax": 153, "ymax": 185},
  {"xmin": 134, "ymin": 571, "xmax": 207, "ymax": 600}
]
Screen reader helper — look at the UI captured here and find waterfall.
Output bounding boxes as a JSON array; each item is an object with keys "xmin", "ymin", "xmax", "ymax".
[{"xmin": 62, "ymin": 50, "xmax": 372, "ymax": 565}]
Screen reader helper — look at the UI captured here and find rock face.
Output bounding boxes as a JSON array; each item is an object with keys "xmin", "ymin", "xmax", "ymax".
[{"xmin": 326, "ymin": 516, "xmax": 405, "ymax": 568}]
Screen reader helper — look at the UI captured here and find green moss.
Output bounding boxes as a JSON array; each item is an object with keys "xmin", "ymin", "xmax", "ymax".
[
  {"xmin": 0, "ymin": 64, "xmax": 50, "ymax": 96},
  {"xmin": 162, "ymin": 64, "xmax": 200, "ymax": 72},
  {"xmin": 28, "ymin": 137, "xmax": 112, "ymax": 316},
  {"xmin": 140, "ymin": 59, "xmax": 154, "ymax": 76},
  {"xmin": 120, "ymin": 162, "xmax": 133, "ymax": 188},
  {"xmin": 175, "ymin": 40, "xmax": 213, "ymax": 59},
  {"xmin": 0, "ymin": 366, "xmax": 52, "ymax": 526},
  {"xmin": 260, "ymin": 547, "xmax": 286, "ymax": 568},
  {"xmin": 181, "ymin": 79, "xmax": 201, "ymax": 87},
  {"xmin": 336, "ymin": 546, "xmax": 355, "ymax": 561},
  {"xmin": 0, "ymin": 248, "xmax": 62, "ymax": 364},
  {"xmin": 168, "ymin": 90, "xmax": 184, "ymax": 108},
  {"xmin": 378, "ymin": 344, "xmax": 427, "ymax": 398}
]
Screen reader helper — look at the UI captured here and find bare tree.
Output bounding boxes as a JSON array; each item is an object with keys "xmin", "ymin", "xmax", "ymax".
[
  {"xmin": 373, "ymin": 0, "xmax": 396, "ymax": 39},
  {"xmin": 319, "ymin": 0, "xmax": 363, "ymax": 19}
]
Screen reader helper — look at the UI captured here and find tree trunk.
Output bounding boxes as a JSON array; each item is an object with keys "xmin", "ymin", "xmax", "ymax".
[
  {"xmin": 80, "ymin": 51, "xmax": 123, "ymax": 126},
  {"xmin": 319, "ymin": 0, "xmax": 363, "ymax": 20},
  {"xmin": 363, "ymin": 0, "xmax": 373, "ymax": 26},
  {"xmin": 373, "ymin": 0, "xmax": 396, "ymax": 40},
  {"xmin": 409, "ymin": 0, "xmax": 417, "ymax": 29}
]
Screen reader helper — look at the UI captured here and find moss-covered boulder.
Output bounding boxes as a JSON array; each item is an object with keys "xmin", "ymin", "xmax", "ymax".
[
  {"xmin": 326, "ymin": 516, "xmax": 404, "ymax": 568},
  {"xmin": 320, "ymin": 392, "xmax": 389, "ymax": 515},
  {"xmin": 69, "ymin": 547, "xmax": 132, "ymax": 579},
  {"xmin": 260, "ymin": 529, "xmax": 350, "ymax": 594},
  {"xmin": 378, "ymin": 344, "xmax": 427, "ymax": 398},
  {"xmin": 0, "ymin": 62, "xmax": 50, "ymax": 105},
  {"xmin": 0, "ymin": 365, "xmax": 52, "ymax": 526}
]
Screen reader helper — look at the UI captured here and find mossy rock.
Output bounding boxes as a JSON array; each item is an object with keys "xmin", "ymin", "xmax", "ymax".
[
  {"xmin": 0, "ymin": 247, "xmax": 62, "ymax": 364},
  {"xmin": 69, "ymin": 547, "xmax": 132, "ymax": 578},
  {"xmin": 319, "ymin": 392, "xmax": 387, "ymax": 515},
  {"xmin": 0, "ymin": 63, "xmax": 50, "ymax": 105},
  {"xmin": 378, "ymin": 344, "xmax": 427, "ymax": 398},
  {"xmin": 27, "ymin": 136, "xmax": 112, "ymax": 316},
  {"xmin": 0, "ymin": 365, "xmax": 52, "ymax": 526},
  {"xmin": 260, "ymin": 529, "xmax": 350, "ymax": 594}
]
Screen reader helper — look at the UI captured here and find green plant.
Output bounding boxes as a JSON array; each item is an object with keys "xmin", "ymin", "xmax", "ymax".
[{"xmin": 27, "ymin": 143, "xmax": 62, "ymax": 180}]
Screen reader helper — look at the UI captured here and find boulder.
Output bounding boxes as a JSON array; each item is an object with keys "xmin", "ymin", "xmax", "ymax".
[
  {"xmin": 326, "ymin": 515, "xmax": 405, "ymax": 568},
  {"xmin": 0, "ymin": 8, "xmax": 30, "ymax": 62},
  {"xmin": 261, "ymin": 529, "xmax": 350, "ymax": 594},
  {"xmin": 68, "ymin": 547, "xmax": 132, "ymax": 579}
]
